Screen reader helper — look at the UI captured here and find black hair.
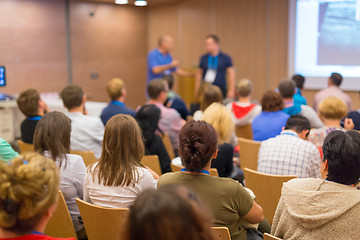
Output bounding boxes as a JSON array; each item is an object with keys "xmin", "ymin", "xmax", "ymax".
[
  {"xmin": 323, "ymin": 130, "xmax": 360, "ymax": 185},
  {"xmin": 206, "ymin": 34, "xmax": 220, "ymax": 44},
  {"xmin": 284, "ymin": 115, "xmax": 310, "ymax": 133},
  {"xmin": 135, "ymin": 105, "xmax": 162, "ymax": 148},
  {"xmin": 278, "ymin": 79, "xmax": 296, "ymax": 98},
  {"xmin": 330, "ymin": 72, "xmax": 343, "ymax": 86},
  {"xmin": 291, "ymin": 74, "xmax": 305, "ymax": 89}
]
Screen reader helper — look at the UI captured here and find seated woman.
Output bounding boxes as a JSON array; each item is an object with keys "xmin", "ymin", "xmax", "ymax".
[
  {"xmin": 252, "ymin": 90, "xmax": 290, "ymax": 141},
  {"xmin": 226, "ymin": 79, "xmax": 261, "ymax": 126},
  {"xmin": 84, "ymin": 114, "xmax": 158, "ymax": 208},
  {"xmin": 135, "ymin": 104, "xmax": 172, "ymax": 174},
  {"xmin": 158, "ymin": 121, "xmax": 264, "ymax": 240},
  {"xmin": 193, "ymin": 84, "xmax": 223, "ymax": 121},
  {"xmin": 202, "ymin": 103, "xmax": 243, "ymax": 182},
  {"xmin": 272, "ymin": 130, "xmax": 360, "ymax": 239},
  {"xmin": 0, "ymin": 152, "xmax": 75, "ymax": 240},
  {"xmin": 308, "ymin": 96, "xmax": 354, "ymax": 148},
  {"xmin": 126, "ymin": 185, "xmax": 214, "ymax": 240},
  {"xmin": 0, "ymin": 138, "xmax": 19, "ymax": 162},
  {"xmin": 33, "ymin": 112, "xmax": 87, "ymax": 239}
]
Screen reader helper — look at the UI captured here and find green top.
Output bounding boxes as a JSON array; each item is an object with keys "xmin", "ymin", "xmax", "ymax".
[
  {"xmin": 158, "ymin": 172, "xmax": 254, "ymax": 240},
  {"xmin": 0, "ymin": 138, "xmax": 19, "ymax": 162}
]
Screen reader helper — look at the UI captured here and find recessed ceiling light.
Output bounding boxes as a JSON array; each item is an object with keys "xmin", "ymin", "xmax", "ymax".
[
  {"xmin": 134, "ymin": 0, "xmax": 147, "ymax": 6},
  {"xmin": 115, "ymin": 0, "xmax": 128, "ymax": 4}
]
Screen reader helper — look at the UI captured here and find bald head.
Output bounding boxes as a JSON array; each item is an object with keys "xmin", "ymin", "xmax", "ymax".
[{"xmin": 158, "ymin": 35, "xmax": 174, "ymax": 53}]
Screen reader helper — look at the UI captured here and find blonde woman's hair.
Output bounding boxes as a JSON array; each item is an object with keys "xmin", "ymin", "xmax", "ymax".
[
  {"xmin": 202, "ymin": 103, "xmax": 234, "ymax": 144},
  {"xmin": 92, "ymin": 114, "xmax": 145, "ymax": 187},
  {"xmin": 0, "ymin": 153, "xmax": 59, "ymax": 234},
  {"xmin": 106, "ymin": 78, "xmax": 125, "ymax": 101},
  {"xmin": 236, "ymin": 79, "xmax": 253, "ymax": 97},
  {"xmin": 318, "ymin": 96, "xmax": 348, "ymax": 120}
]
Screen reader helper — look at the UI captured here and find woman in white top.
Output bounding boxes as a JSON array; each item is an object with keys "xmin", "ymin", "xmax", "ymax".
[
  {"xmin": 84, "ymin": 114, "xmax": 158, "ymax": 209},
  {"xmin": 33, "ymin": 111, "xmax": 86, "ymax": 240}
]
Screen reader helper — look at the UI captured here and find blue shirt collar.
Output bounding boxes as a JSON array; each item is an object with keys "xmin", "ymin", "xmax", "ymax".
[
  {"xmin": 111, "ymin": 100, "xmax": 125, "ymax": 107},
  {"xmin": 27, "ymin": 116, "xmax": 41, "ymax": 121},
  {"xmin": 280, "ymin": 129, "xmax": 299, "ymax": 138}
]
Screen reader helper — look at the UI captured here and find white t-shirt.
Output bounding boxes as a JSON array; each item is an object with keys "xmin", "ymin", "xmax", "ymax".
[{"xmin": 84, "ymin": 162, "xmax": 157, "ymax": 208}]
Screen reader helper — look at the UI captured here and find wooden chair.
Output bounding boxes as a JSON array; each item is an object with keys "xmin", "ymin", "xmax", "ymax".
[
  {"xmin": 171, "ymin": 163, "xmax": 219, "ymax": 177},
  {"xmin": 264, "ymin": 233, "xmax": 283, "ymax": 240},
  {"xmin": 44, "ymin": 191, "xmax": 78, "ymax": 239},
  {"xmin": 76, "ymin": 199, "xmax": 129, "ymax": 240},
  {"xmin": 211, "ymin": 227, "xmax": 231, "ymax": 240},
  {"xmin": 141, "ymin": 155, "xmax": 162, "ymax": 176},
  {"xmin": 16, "ymin": 139, "xmax": 34, "ymax": 153},
  {"xmin": 238, "ymin": 137, "xmax": 261, "ymax": 170},
  {"xmin": 161, "ymin": 133, "xmax": 175, "ymax": 160},
  {"xmin": 70, "ymin": 150, "xmax": 98, "ymax": 167},
  {"xmin": 244, "ymin": 168, "xmax": 297, "ymax": 224},
  {"xmin": 235, "ymin": 124, "xmax": 253, "ymax": 139}
]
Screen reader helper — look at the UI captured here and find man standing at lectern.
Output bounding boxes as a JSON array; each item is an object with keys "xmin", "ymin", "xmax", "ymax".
[
  {"xmin": 147, "ymin": 35, "xmax": 189, "ymax": 84},
  {"xmin": 195, "ymin": 35, "xmax": 235, "ymax": 99}
]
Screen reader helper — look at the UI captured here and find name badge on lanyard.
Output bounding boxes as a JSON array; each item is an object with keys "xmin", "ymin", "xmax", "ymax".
[{"xmin": 204, "ymin": 55, "xmax": 218, "ymax": 83}]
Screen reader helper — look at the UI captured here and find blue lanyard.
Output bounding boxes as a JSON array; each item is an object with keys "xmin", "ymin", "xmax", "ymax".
[
  {"xmin": 32, "ymin": 231, "xmax": 44, "ymax": 235},
  {"xmin": 207, "ymin": 55, "xmax": 219, "ymax": 70},
  {"xmin": 27, "ymin": 116, "xmax": 41, "ymax": 121},
  {"xmin": 111, "ymin": 101, "xmax": 125, "ymax": 106},
  {"xmin": 281, "ymin": 132, "xmax": 298, "ymax": 137},
  {"xmin": 181, "ymin": 168, "xmax": 209, "ymax": 175}
]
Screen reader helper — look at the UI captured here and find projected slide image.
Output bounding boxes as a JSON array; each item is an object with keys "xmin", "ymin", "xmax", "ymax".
[{"xmin": 317, "ymin": 1, "xmax": 360, "ymax": 66}]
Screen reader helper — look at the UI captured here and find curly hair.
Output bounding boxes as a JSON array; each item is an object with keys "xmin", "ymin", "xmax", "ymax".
[{"xmin": 260, "ymin": 90, "xmax": 284, "ymax": 112}]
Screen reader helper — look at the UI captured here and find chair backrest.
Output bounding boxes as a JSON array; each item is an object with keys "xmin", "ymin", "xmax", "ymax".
[
  {"xmin": 17, "ymin": 139, "xmax": 34, "ymax": 153},
  {"xmin": 244, "ymin": 168, "xmax": 297, "ymax": 224},
  {"xmin": 161, "ymin": 133, "xmax": 175, "ymax": 160},
  {"xmin": 70, "ymin": 150, "xmax": 98, "ymax": 167},
  {"xmin": 264, "ymin": 233, "xmax": 283, "ymax": 240},
  {"xmin": 141, "ymin": 155, "xmax": 162, "ymax": 176},
  {"xmin": 238, "ymin": 137, "xmax": 261, "ymax": 170},
  {"xmin": 44, "ymin": 191, "xmax": 78, "ymax": 239},
  {"xmin": 211, "ymin": 227, "xmax": 231, "ymax": 240},
  {"xmin": 76, "ymin": 198, "xmax": 129, "ymax": 240},
  {"xmin": 171, "ymin": 163, "xmax": 219, "ymax": 176},
  {"xmin": 235, "ymin": 124, "xmax": 253, "ymax": 139}
]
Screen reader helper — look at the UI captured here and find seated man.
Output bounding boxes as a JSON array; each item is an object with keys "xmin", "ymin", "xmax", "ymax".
[
  {"xmin": 163, "ymin": 74, "xmax": 190, "ymax": 120},
  {"xmin": 279, "ymin": 79, "xmax": 323, "ymax": 128},
  {"xmin": 257, "ymin": 115, "xmax": 321, "ymax": 178},
  {"xmin": 313, "ymin": 72, "xmax": 352, "ymax": 111},
  {"xmin": 60, "ymin": 85, "xmax": 104, "ymax": 159},
  {"xmin": 100, "ymin": 78, "xmax": 136, "ymax": 125},
  {"xmin": 272, "ymin": 130, "xmax": 360, "ymax": 239},
  {"xmin": 147, "ymin": 79, "xmax": 185, "ymax": 151},
  {"xmin": 16, "ymin": 89, "xmax": 49, "ymax": 144},
  {"xmin": 226, "ymin": 78, "xmax": 261, "ymax": 126},
  {"xmin": 291, "ymin": 74, "xmax": 307, "ymax": 106}
]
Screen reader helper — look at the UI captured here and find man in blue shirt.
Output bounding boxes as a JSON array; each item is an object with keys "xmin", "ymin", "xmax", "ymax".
[
  {"xmin": 291, "ymin": 74, "xmax": 307, "ymax": 106},
  {"xmin": 147, "ymin": 35, "xmax": 190, "ymax": 83},
  {"xmin": 100, "ymin": 78, "xmax": 136, "ymax": 125},
  {"xmin": 195, "ymin": 35, "xmax": 235, "ymax": 99}
]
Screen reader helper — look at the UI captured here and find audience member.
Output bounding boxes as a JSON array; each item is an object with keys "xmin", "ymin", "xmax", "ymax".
[
  {"xmin": 0, "ymin": 138, "xmax": 19, "ymax": 162},
  {"xmin": 163, "ymin": 74, "xmax": 190, "ymax": 120},
  {"xmin": 16, "ymin": 89, "xmax": 49, "ymax": 144},
  {"xmin": 158, "ymin": 121, "xmax": 264, "ymax": 240},
  {"xmin": 226, "ymin": 79, "xmax": 261, "ymax": 126},
  {"xmin": 84, "ymin": 114, "xmax": 157, "ymax": 208},
  {"xmin": 308, "ymin": 97, "xmax": 354, "ymax": 148},
  {"xmin": 147, "ymin": 79, "xmax": 185, "ymax": 151},
  {"xmin": 126, "ymin": 185, "xmax": 214, "ymax": 240},
  {"xmin": 272, "ymin": 130, "xmax": 360, "ymax": 239},
  {"xmin": 343, "ymin": 91, "xmax": 360, "ymax": 130},
  {"xmin": 193, "ymin": 84, "xmax": 223, "ymax": 121},
  {"xmin": 135, "ymin": 105, "xmax": 172, "ymax": 174},
  {"xmin": 33, "ymin": 111, "xmax": 86, "ymax": 239},
  {"xmin": 60, "ymin": 85, "xmax": 104, "ymax": 159},
  {"xmin": 0, "ymin": 152, "xmax": 75, "ymax": 240},
  {"xmin": 291, "ymin": 74, "xmax": 307, "ymax": 106},
  {"xmin": 252, "ymin": 91, "xmax": 289, "ymax": 141},
  {"xmin": 100, "ymin": 78, "xmax": 136, "ymax": 125},
  {"xmin": 313, "ymin": 72, "xmax": 352, "ymax": 111},
  {"xmin": 278, "ymin": 79, "xmax": 323, "ymax": 128},
  {"xmin": 202, "ymin": 103, "xmax": 243, "ymax": 182},
  {"xmin": 258, "ymin": 115, "xmax": 321, "ymax": 178}
]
